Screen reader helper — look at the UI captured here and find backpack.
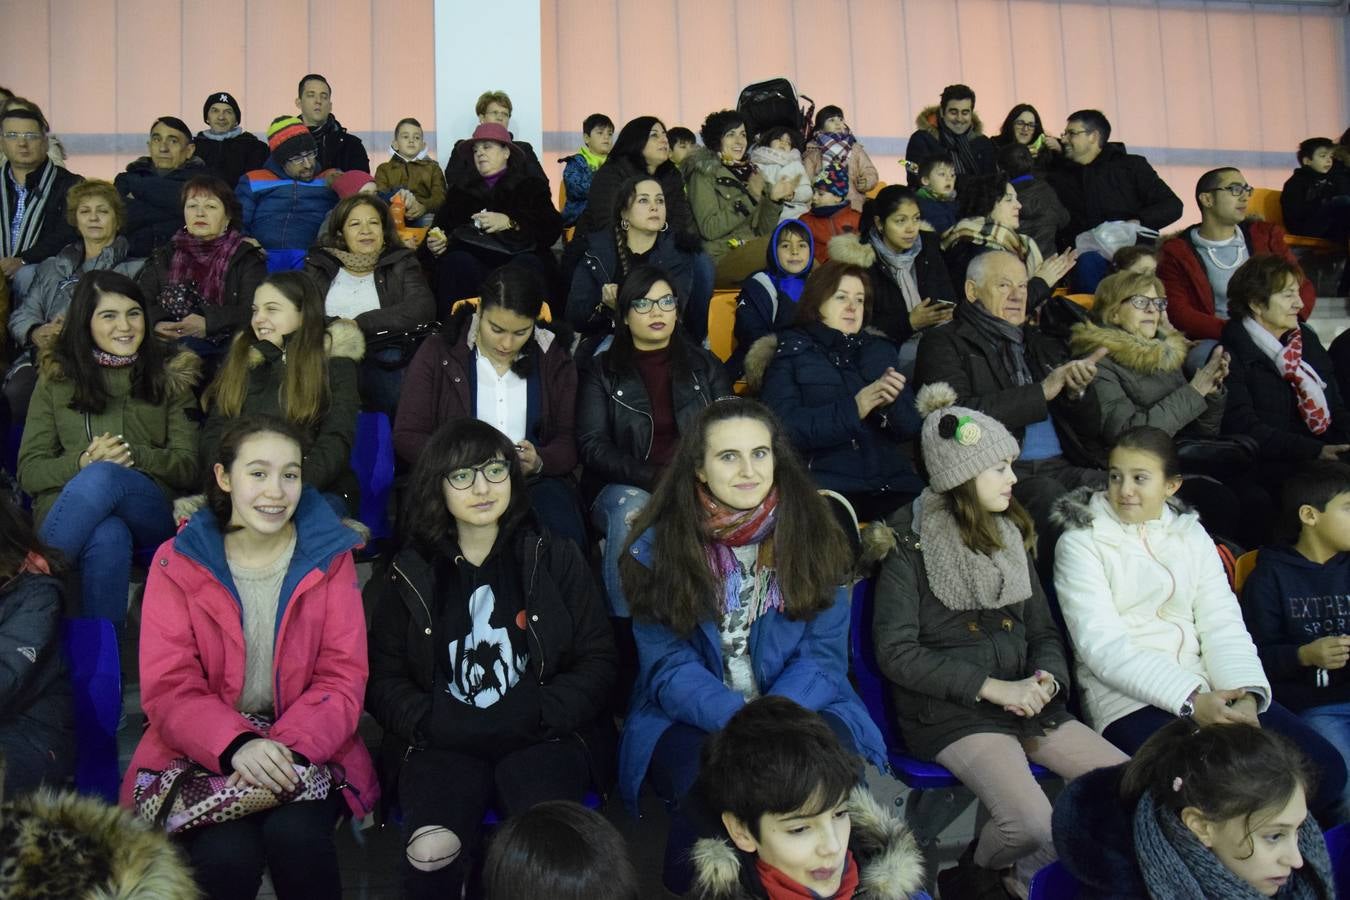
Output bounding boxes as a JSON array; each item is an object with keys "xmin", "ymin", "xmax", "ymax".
[{"xmin": 736, "ymin": 78, "xmax": 814, "ymax": 143}]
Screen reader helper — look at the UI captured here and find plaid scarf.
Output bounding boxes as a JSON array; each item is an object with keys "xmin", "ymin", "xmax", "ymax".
[{"xmin": 700, "ymin": 484, "xmax": 782, "ymax": 623}]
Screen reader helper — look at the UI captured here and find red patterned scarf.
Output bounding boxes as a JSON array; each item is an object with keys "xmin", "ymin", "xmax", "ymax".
[
  {"xmin": 754, "ymin": 852, "xmax": 859, "ymax": 899},
  {"xmin": 167, "ymin": 227, "xmax": 244, "ymax": 306},
  {"xmin": 1243, "ymin": 318, "xmax": 1331, "ymax": 435},
  {"xmin": 699, "ymin": 484, "xmax": 782, "ymax": 622}
]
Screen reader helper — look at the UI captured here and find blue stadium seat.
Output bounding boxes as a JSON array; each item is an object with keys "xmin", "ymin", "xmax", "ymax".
[
  {"xmin": 1326, "ymin": 822, "xmax": 1350, "ymax": 900},
  {"xmin": 351, "ymin": 411, "xmax": 395, "ymax": 541},
  {"xmin": 264, "ymin": 249, "xmax": 307, "ymax": 272},
  {"xmin": 63, "ymin": 616, "xmax": 122, "ymax": 803},
  {"xmin": 1028, "ymin": 859, "xmax": 1080, "ymax": 900}
]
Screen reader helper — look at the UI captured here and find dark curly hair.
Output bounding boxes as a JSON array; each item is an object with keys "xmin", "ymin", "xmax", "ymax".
[{"xmin": 699, "ymin": 110, "xmax": 746, "ymax": 155}]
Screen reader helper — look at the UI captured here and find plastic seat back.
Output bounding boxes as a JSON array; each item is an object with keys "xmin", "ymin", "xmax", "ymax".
[
  {"xmin": 707, "ymin": 290, "xmax": 739, "ymax": 363},
  {"xmin": 351, "ymin": 412, "xmax": 395, "ymax": 541},
  {"xmin": 264, "ymin": 248, "xmax": 307, "ymax": 272},
  {"xmin": 1029, "ymin": 860, "xmax": 1080, "ymax": 900},
  {"xmin": 63, "ymin": 617, "xmax": 122, "ymax": 803}
]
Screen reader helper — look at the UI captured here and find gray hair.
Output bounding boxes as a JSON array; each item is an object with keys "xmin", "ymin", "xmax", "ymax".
[{"xmin": 966, "ymin": 250, "xmax": 1021, "ymax": 289}]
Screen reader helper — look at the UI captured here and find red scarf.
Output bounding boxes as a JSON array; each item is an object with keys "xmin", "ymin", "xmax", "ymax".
[
  {"xmin": 1279, "ymin": 328, "xmax": 1332, "ymax": 435},
  {"xmin": 699, "ymin": 485, "xmax": 783, "ymax": 622},
  {"xmin": 754, "ymin": 852, "xmax": 860, "ymax": 899},
  {"xmin": 167, "ymin": 227, "xmax": 244, "ymax": 306}
]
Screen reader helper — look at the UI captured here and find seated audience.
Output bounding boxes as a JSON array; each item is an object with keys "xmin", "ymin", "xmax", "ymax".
[
  {"xmin": 137, "ymin": 175, "xmax": 266, "ymax": 366},
  {"xmin": 6, "ymin": 180, "xmax": 142, "ymax": 426},
  {"xmin": 194, "ymin": 91, "xmax": 269, "ymax": 190},
  {"xmin": 576, "ymin": 266, "xmax": 730, "ymax": 617},
  {"xmin": 484, "ymin": 801, "xmax": 639, "ymax": 900},
  {"xmin": 691, "ymin": 697, "xmax": 927, "ymax": 900},
  {"xmin": 1221, "ymin": 256, "xmax": 1349, "ymax": 467},
  {"xmin": 304, "ymin": 193, "xmax": 435, "ymax": 414},
  {"xmin": 574, "ymin": 116, "xmax": 695, "ymax": 241},
  {"xmin": 443, "ymin": 90, "xmax": 547, "ymax": 184},
  {"xmin": 800, "ymin": 175, "xmax": 861, "ymax": 263},
  {"xmin": 374, "ymin": 117, "xmax": 447, "ymax": 224},
  {"xmin": 0, "ymin": 489, "xmax": 73, "ymax": 797},
  {"xmin": 829, "ymin": 185, "xmax": 956, "ymax": 361},
  {"xmin": 200, "ymin": 272, "xmax": 362, "ymax": 510},
  {"xmin": 1054, "ymin": 719, "xmax": 1335, "ymax": 897},
  {"xmin": 426, "ymin": 122, "xmax": 561, "ymax": 314},
  {"xmin": 1241, "ymin": 461, "xmax": 1350, "ymax": 817},
  {"xmin": 568, "ymin": 175, "xmax": 709, "ymax": 340},
  {"xmin": 364, "ymin": 418, "xmax": 615, "ymax": 900},
  {"xmin": 802, "ymin": 105, "xmax": 879, "ymax": 213},
  {"xmin": 914, "ymin": 155, "xmax": 959, "ymax": 236},
  {"xmin": 1046, "ymin": 109, "xmax": 1183, "ymax": 291},
  {"xmin": 17, "ymin": 271, "xmax": 198, "ymax": 629},
  {"xmin": 123, "ymin": 415, "xmax": 378, "ymax": 900},
  {"xmin": 114, "ymin": 116, "xmax": 207, "ymax": 257},
  {"xmin": 998, "ymin": 142, "xmax": 1069, "ymax": 258},
  {"xmin": 295, "ymin": 73, "xmax": 369, "ymax": 173},
  {"xmin": 560, "ymin": 113, "xmax": 614, "ymax": 227},
  {"xmin": 667, "ymin": 126, "xmax": 698, "ymax": 167},
  {"xmin": 875, "ymin": 384, "xmax": 1127, "ymax": 898},
  {"xmin": 236, "ymin": 116, "xmax": 338, "ymax": 252},
  {"xmin": 904, "ymin": 84, "xmax": 997, "ymax": 186},
  {"xmin": 1053, "ymin": 425, "xmax": 1348, "ymax": 821},
  {"xmin": 684, "ymin": 110, "xmax": 793, "ymax": 287},
  {"xmin": 1, "ymin": 100, "xmax": 82, "ymax": 276},
  {"xmin": 749, "ymin": 126, "xmax": 809, "ymax": 221},
  {"xmin": 753, "ymin": 261, "xmax": 924, "ymax": 521},
  {"xmin": 393, "ymin": 265, "xmax": 584, "ymax": 546},
  {"xmin": 730, "ymin": 218, "xmax": 815, "ymax": 380},
  {"xmin": 1282, "ymin": 137, "xmax": 1350, "ymax": 240},
  {"xmin": 1159, "ymin": 167, "xmax": 1315, "ymax": 342},
  {"xmin": 992, "ymin": 103, "xmax": 1062, "ymax": 167},
  {"xmin": 617, "ymin": 398, "xmax": 887, "ymax": 893}
]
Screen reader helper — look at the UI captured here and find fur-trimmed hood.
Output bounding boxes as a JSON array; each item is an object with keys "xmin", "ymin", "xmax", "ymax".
[
  {"xmin": 1050, "ymin": 484, "xmax": 1194, "ymax": 533},
  {"xmin": 828, "ymin": 233, "xmax": 876, "ymax": 268},
  {"xmin": 689, "ymin": 786, "xmax": 926, "ymax": 899},
  {"xmin": 682, "ymin": 145, "xmax": 743, "ymax": 181},
  {"xmin": 1067, "ymin": 320, "xmax": 1189, "ymax": 375},
  {"xmin": 0, "ymin": 787, "xmax": 199, "ymax": 898},
  {"xmin": 914, "ymin": 104, "xmax": 986, "ymax": 139},
  {"xmin": 38, "ymin": 345, "xmax": 203, "ymax": 396},
  {"xmin": 246, "ymin": 317, "xmax": 366, "ymax": 368},
  {"xmin": 742, "ymin": 334, "xmax": 778, "ymax": 395}
]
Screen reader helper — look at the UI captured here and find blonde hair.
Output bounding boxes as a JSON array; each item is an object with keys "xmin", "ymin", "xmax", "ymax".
[
  {"xmin": 475, "ymin": 91, "xmax": 513, "ymax": 117},
  {"xmin": 64, "ymin": 180, "xmax": 125, "ymax": 233},
  {"xmin": 1090, "ymin": 270, "xmax": 1166, "ymax": 326}
]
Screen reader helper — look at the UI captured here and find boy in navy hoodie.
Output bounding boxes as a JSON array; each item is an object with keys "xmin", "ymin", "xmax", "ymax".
[{"xmin": 1241, "ymin": 460, "xmax": 1350, "ymax": 814}]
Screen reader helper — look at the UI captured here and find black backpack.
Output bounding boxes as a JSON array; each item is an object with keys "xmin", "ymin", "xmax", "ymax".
[{"xmin": 736, "ymin": 78, "xmax": 814, "ymax": 143}]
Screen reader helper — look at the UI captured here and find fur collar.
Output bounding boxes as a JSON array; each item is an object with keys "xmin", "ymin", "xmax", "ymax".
[
  {"xmin": 689, "ymin": 786, "xmax": 926, "ymax": 899},
  {"xmin": 1051, "ymin": 485, "xmax": 1194, "ymax": 534},
  {"xmin": 1067, "ymin": 320, "xmax": 1189, "ymax": 375},
  {"xmin": 38, "ymin": 346, "xmax": 203, "ymax": 396},
  {"xmin": 0, "ymin": 787, "xmax": 200, "ymax": 898},
  {"xmin": 245, "ymin": 317, "xmax": 366, "ymax": 368},
  {"xmin": 828, "ymin": 234, "xmax": 876, "ymax": 268},
  {"xmin": 913, "ymin": 104, "xmax": 986, "ymax": 139},
  {"xmin": 742, "ymin": 334, "xmax": 778, "ymax": 395}
]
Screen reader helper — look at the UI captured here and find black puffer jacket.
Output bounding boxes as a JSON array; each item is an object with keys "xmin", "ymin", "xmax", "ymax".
[
  {"xmin": 137, "ymin": 235, "xmax": 267, "ymax": 342},
  {"xmin": 576, "ymin": 338, "xmax": 730, "ymax": 494},
  {"xmin": 364, "ymin": 528, "xmax": 617, "ymax": 799},
  {"xmin": 1045, "ymin": 142, "xmax": 1183, "ymax": 248},
  {"xmin": 0, "ymin": 567, "xmax": 73, "ymax": 775},
  {"xmin": 114, "ymin": 156, "xmax": 210, "ymax": 257},
  {"xmin": 308, "ymin": 115, "xmax": 370, "ymax": 173},
  {"xmin": 304, "ymin": 246, "xmax": 435, "ymax": 336},
  {"xmin": 193, "ymin": 130, "xmax": 270, "ymax": 191}
]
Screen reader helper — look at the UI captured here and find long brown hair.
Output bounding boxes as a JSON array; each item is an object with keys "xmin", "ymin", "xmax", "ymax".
[
  {"xmin": 619, "ymin": 398, "xmax": 853, "ymax": 637},
  {"xmin": 943, "ymin": 478, "xmax": 1035, "ymax": 555},
  {"xmin": 204, "ymin": 271, "xmax": 329, "ymax": 424}
]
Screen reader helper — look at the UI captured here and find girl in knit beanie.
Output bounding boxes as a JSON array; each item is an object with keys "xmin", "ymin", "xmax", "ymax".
[{"xmin": 872, "ymin": 381, "xmax": 1127, "ymax": 900}]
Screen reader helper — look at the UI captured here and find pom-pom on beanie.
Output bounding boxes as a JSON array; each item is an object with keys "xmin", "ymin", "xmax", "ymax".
[{"xmin": 915, "ymin": 382, "xmax": 1020, "ymax": 492}]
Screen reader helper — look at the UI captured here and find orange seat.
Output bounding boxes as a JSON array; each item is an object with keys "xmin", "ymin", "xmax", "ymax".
[
  {"xmin": 865, "ymin": 181, "xmax": 886, "ymax": 200},
  {"xmin": 557, "ymin": 181, "xmax": 575, "ymax": 243},
  {"xmin": 1065, "ymin": 293, "xmax": 1095, "ymax": 310},
  {"xmin": 1249, "ymin": 188, "xmax": 1339, "ymax": 253},
  {"xmin": 707, "ymin": 289, "xmax": 740, "ymax": 363},
  {"xmin": 451, "ymin": 296, "xmax": 553, "ymax": 323},
  {"xmin": 1234, "ymin": 549, "xmax": 1259, "ymax": 594}
]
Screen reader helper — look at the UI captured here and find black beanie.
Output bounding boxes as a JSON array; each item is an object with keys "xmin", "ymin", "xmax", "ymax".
[{"xmin": 203, "ymin": 92, "xmax": 242, "ymax": 125}]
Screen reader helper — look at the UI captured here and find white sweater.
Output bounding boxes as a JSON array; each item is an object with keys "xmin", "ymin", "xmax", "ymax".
[
  {"xmin": 749, "ymin": 145, "xmax": 812, "ymax": 221},
  {"xmin": 1053, "ymin": 490, "xmax": 1270, "ymax": 732}
]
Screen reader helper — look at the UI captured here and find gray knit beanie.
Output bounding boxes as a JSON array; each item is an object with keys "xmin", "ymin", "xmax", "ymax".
[{"xmin": 915, "ymin": 382, "xmax": 1021, "ymax": 492}]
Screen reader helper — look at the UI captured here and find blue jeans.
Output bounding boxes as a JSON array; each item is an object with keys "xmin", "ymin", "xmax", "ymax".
[
  {"xmin": 685, "ymin": 252, "xmax": 715, "ymax": 343},
  {"xmin": 1301, "ymin": 701, "xmax": 1350, "ymax": 819},
  {"xmin": 39, "ymin": 463, "xmax": 174, "ymax": 624},
  {"xmin": 589, "ymin": 483, "xmax": 650, "ymax": 617}
]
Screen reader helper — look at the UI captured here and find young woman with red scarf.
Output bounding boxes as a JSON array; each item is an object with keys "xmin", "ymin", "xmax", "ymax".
[{"xmin": 615, "ymin": 397, "xmax": 886, "ymax": 895}]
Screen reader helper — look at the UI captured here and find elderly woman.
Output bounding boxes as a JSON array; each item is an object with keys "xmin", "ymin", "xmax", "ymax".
[
  {"xmin": 5, "ymin": 180, "xmax": 143, "ymax": 425},
  {"xmin": 427, "ymin": 122, "xmax": 561, "ymax": 315},
  {"xmin": 683, "ymin": 110, "xmax": 796, "ymax": 287},
  {"xmin": 305, "ymin": 194, "xmax": 435, "ymax": 414},
  {"xmin": 992, "ymin": 103, "xmax": 1062, "ymax": 164},
  {"xmin": 136, "ymin": 175, "xmax": 265, "ymax": 366}
]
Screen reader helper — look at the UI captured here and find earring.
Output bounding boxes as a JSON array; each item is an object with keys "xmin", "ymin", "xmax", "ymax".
[
  {"xmin": 660, "ymin": 222, "xmax": 669, "ymax": 232},
  {"xmin": 621, "ymin": 219, "xmax": 630, "ymax": 231}
]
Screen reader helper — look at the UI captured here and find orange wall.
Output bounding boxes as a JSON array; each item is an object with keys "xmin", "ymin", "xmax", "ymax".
[{"xmin": 0, "ymin": 0, "xmax": 1344, "ymax": 226}]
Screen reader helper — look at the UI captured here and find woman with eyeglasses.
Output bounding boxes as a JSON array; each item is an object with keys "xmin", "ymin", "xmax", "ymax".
[
  {"xmin": 576, "ymin": 264, "xmax": 730, "ymax": 621},
  {"xmin": 992, "ymin": 103, "xmax": 1061, "ymax": 163},
  {"xmin": 364, "ymin": 417, "xmax": 616, "ymax": 900}
]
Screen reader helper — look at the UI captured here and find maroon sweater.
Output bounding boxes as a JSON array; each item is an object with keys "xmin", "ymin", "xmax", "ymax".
[{"xmin": 633, "ymin": 347, "xmax": 677, "ymax": 468}]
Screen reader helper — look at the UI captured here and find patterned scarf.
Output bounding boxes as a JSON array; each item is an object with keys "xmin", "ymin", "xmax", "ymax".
[
  {"xmin": 328, "ymin": 247, "xmax": 381, "ymax": 275},
  {"xmin": 814, "ymin": 132, "xmax": 856, "ymax": 197},
  {"xmin": 92, "ymin": 348, "xmax": 138, "ymax": 368},
  {"xmin": 940, "ymin": 216, "xmax": 1044, "ymax": 273},
  {"xmin": 699, "ymin": 484, "xmax": 782, "ymax": 623},
  {"xmin": 915, "ymin": 489, "xmax": 1032, "ymax": 611},
  {"xmin": 722, "ymin": 155, "xmax": 758, "ymax": 184},
  {"xmin": 1, "ymin": 159, "xmax": 59, "ymax": 258},
  {"xmin": 167, "ymin": 227, "xmax": 244, "ymax": 306},
  {"xmin": 1242, "ymin": 318, "xmax": 1331, "ymax": 435},
  {"xmin": 937, "ymin": 120, "xmax": 980, "ymax": 176},
  {"xmin": 1133, "ymin": 790, "xmax": 1333, "ymax": 900},
  {"xmin": 755, "ymin": 852, "xmax": 859, "ymax": 899}
]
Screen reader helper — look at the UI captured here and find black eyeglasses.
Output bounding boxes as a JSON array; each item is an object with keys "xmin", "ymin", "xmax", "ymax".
[
  {"xmin": 1, "ymin": 131, "xmax": 43, "ymax": 142},
  {"xmin": 1207, "ymin": 183, "xmax": 1255, "ymax": 198},
  {"xmin": 444, "ymin": 460, "xmax": 511, "ymax": 490},
  {"xmin": 1125, "ymin": 295, "xmax": 1168, "ymax": 312},
  {"xmin": 1062, "ymin": 128, "xmax": 1089, "ymax": 138},
  {"xmin": 630, "ymin": 294, "xmax": 678, "ymax": 314}
]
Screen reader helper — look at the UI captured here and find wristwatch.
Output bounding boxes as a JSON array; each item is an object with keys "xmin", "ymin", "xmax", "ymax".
[{"xmin": 1179, "ymin": 691, "xmax": 1198, "ymax": 718}]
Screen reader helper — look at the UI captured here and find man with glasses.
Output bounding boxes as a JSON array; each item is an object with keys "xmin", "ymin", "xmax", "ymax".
[
  {"xmin": 1046, "ymin": 109, "xmax": 1182, "ymax": 291},
  {"xmin": 0, "ymin": 100, "xmax": 83, "ymax": 280},
  {"xmin": 1159, "ymin": 167, "xmax": 1316, "ymax": 342},
  {"xmin": 236, "ymin": 115, "xmax": 338, "ymax": 253}
]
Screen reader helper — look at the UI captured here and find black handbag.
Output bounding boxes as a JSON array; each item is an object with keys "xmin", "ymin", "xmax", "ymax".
[
  {"xmin": 1176, "ymin": 434, "xmax": 1259, "ymax": 478},
  {"xmin": 364, "ymin": 321, "xmax": 440, "ymax": 370},
  {"xmin": 450, "ymin": 223, "xmax": 535, "ymax": 257}
]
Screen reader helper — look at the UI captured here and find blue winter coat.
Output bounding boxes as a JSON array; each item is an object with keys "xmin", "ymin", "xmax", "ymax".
[
  {"xmin": 757, "ymin": 323, "xmax": 925, "ymax": 498},
  {"xmin": 235, "ymin": 159, "xmax": 338, "ymax": 251},
  {"xmin": 729, "ymin": 217, "xmax": 815, "ymax": 380},
  {"xmin": 617, "ymin": 528, "xmax": 887, "ymax": 812}
]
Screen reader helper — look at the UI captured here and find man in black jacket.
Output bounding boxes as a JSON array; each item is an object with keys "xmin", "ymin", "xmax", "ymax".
[
  {"xmin": 114, "ymin": 116, "xmax": 208, "ymax": 257},
  {"xmin": 0, "ymin": 101, "xmax": 82, "ymax": 280},
  {"xmin": 1047, "ymin": 109, "xmax": 1183, "ymax": 291},
  {"xmin": 904, "ymin": 83, "xmax": 997, "ymax": 188},
  {"xmin": 194, "ymin": 91, "xmax": 269, "ymax": 189},
  {"xmin": 295, "ymin": 73, "xmax": 370, "ymax": 173}
]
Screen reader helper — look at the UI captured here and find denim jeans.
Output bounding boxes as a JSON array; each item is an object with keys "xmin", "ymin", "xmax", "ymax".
[
  {"xmin": 1301, "ymin": 701, "xmax": 1350, "ymax": 818},
  {"xmin": 39, "ymin": 462, "xmax": 174, "ymax": 624},
  {"xmin": 589, "ymin": 483, "xmax": 650, "ymax": 617}
]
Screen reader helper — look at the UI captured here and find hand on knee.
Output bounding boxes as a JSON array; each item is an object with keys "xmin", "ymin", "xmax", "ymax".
[{"xmin": 407, "ymin": 826, "xmax": 460, "ymax": 872}]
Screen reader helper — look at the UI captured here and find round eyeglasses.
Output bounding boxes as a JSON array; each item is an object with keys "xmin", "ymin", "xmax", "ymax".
[
  {"xmin": 630, "ymin": 294, "xmax": 678, "ymax": 314},
  {"xmin": 444, "ymin": 460, "xmax": 511, "ymax": 490},
  {"xmin": 1125, "ymin": 295, "xmax": 1168, "ymax": 312}
]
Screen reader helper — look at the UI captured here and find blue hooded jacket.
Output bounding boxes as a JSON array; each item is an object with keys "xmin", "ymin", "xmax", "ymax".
[
  {"xmin": 235, "ymin": 158, "xmax": 338, "ymax": 251},
  {"xmin": 728, "ymin": 218, "xmax": 815, "ymax": 380}
]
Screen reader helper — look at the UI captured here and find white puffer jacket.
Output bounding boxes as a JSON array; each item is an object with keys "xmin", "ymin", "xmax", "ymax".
[
  {"xmin": 1052, "ymin": 489, "xmax": 1270, "ymax": 732},
  {"xmin": 748, "ymin": 145, "xmax": 812, "ymax": 221}
]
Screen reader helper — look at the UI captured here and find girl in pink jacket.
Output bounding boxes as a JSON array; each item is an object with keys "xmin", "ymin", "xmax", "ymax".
[{"xmin": 121, "ymin": 414, "xmax": 378, "ymax": 900}]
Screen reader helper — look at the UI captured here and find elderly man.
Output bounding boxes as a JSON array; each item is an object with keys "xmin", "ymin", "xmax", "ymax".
[
  {"xmin": 904, "ymin": 83, "xmax": 997, "ymax": 187},
  {"xmin": 914, "ymin": 251, "xmax": 1107, "ymax": 550},
  {"xmin": 115, "ymin": 116, "xmax": 208, "ymax": 257},
  {"xmin": 295, "ymin": 73, "xmax": 370, "ymax": 173},
  {"xmin": 236, "ymin": 115, "xmax": 337, "ymax": 253},
  {"xmin": 0, "ymin": 100, "xmax": 83, "ymax": 279}
]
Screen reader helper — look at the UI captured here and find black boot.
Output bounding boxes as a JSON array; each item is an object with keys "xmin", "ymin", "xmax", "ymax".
[{"xmin": 936, "ymin": 841, "xmax": 1014, "ymax": 899}]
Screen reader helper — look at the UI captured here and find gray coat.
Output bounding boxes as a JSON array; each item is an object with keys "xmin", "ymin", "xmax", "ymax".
[
  {"xmin": 1065, "ymin": 320, "xmax": 1224, "ymax": 467},
  {"xmin": 9, "ymin": 238, "xmax": 143, "ymax": 347}
]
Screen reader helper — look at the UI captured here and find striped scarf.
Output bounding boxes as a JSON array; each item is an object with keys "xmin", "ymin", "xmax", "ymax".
[{"xmin": 1, "ymin": 160, "xmax": 59, "ymax": 258}]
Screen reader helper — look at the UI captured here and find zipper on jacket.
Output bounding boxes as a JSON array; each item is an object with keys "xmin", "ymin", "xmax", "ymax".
[
  {"xmin": 524, "ymin": 537, "xmax": 547, "ymax": 680},
  {"xmin": 391, "ymin": 561, "xmax": 434, "ymax": 629},
  {"xmin": 1137, "ymin": 525, "xmax": 1185, "ymax": 662},
  {"xmin": 610, "ymin": 390, "xmax": 656, "ymax": 461}
]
